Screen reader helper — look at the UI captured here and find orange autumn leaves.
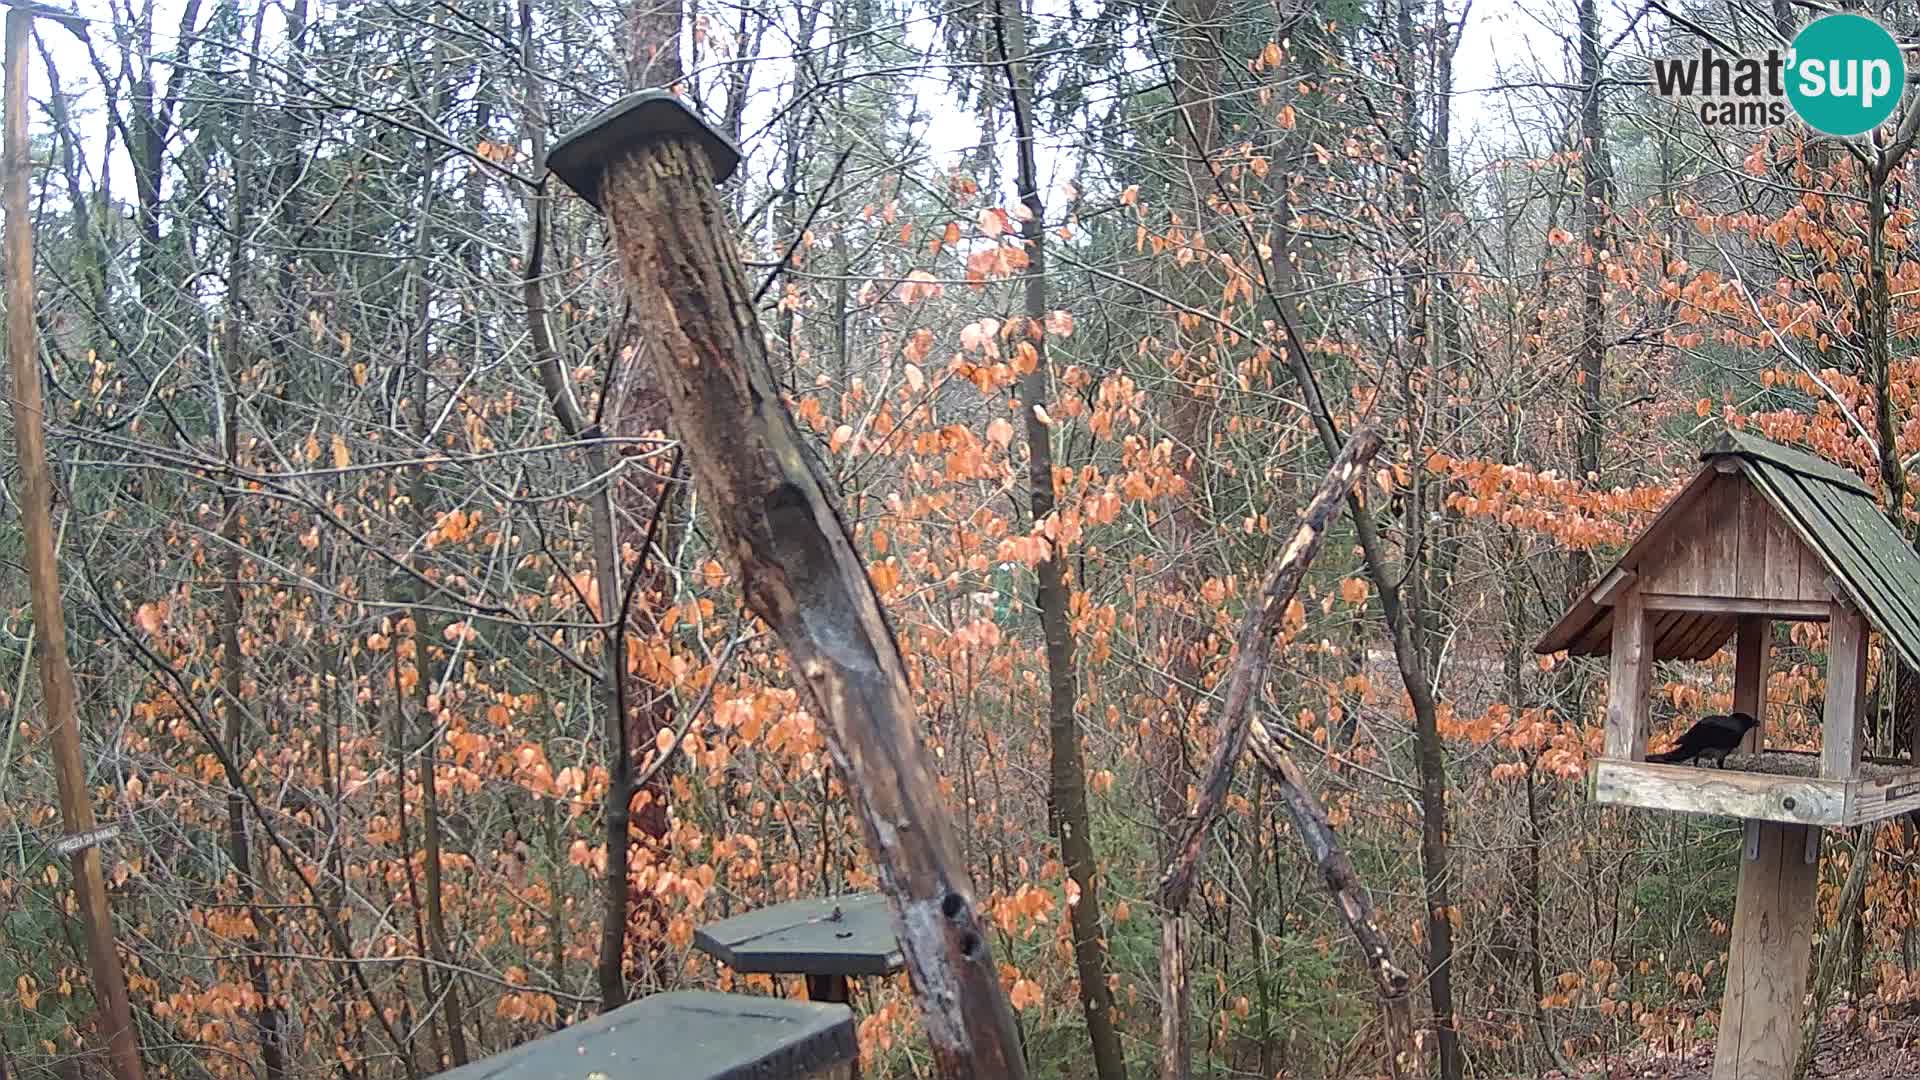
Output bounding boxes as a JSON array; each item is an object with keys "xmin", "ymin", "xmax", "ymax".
[
  {"xmin": 1429, "ymin": 452, "xmax": 1679, "ymax": 552},
  {"xmin": 1633, "ymin": 136, "xmax": 1920, "ymax": 360}
]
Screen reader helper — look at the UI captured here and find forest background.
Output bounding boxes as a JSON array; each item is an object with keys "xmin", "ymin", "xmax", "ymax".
[{"xmin": 2, "ymin": 0, "xmax": 1917, "ymax": 1077}]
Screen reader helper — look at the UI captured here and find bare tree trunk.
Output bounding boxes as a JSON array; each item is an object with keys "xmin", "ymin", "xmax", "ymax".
[
  {"xmin": 213, "ymin": 12, "xmax": 285, "ymax": 1075},
  {"xmin": 78, "ymin": 0, "xmax": 202, "ymax": 302},
  {"xmin": 990, "ymin": 3, "xmax": 1126, "ymax": 1077},
  {"xmin": 4, "ymin": 12, "xmax": 143, "ymax": 1079},
  {"xmin": 1569, "ymin": 0, "xmax": 1612, "ymax": 602},
  {"xmin": 392, "ymin": 27, "xmax": 470, "ymax": 1058},
  {"xmin": 626, "ymin": 0, "xmax": 684, "ymax": 87},
  {"xmin": 217, "ymin": 233, "xmax": 287, "ymax": 1080},
  {"xmin": 1867, "ymin": 159, "xmax": 1910, "ymax": 534},
  {"xmin": 1390, "ymin": 9, "xmax": 1466, "ymax": 1071},
  {"xmin": 315, "ymin": 548, "xmax": 366, "ymax": 1077},
  {"xmin": 387, "ymin": 616, "xmax": 439, "ymax": 1073},
  {"xmin": 1505, "ymin": 523, "xmax": 1574, "ymax": 1076},
  {"xmin": 1148, "ymin": 2, "xmax": 1230, "ymax": 1070},
  {"xmin": 406, "ymin": 262, "xmax": 470, "ymax": 1070},
  {"xmin": 544, "ymin": 798, "xmax": 567, "ymax": 998},
  {"xmin": 589, "ymin": 445, "xmax": 641, "ymax": 1013},
  {"xmin": 519, "ymin": 37, "xmax": 649, "ymax": 1012}
]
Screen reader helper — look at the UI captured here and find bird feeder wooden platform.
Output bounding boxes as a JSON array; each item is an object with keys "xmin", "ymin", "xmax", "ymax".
[
  {"xmin": 694, "ymin": 894, "xmax": 903, "ymax": 1080},
  {"xmin": 1538, "ymin": 431, "xmax": 1920, "ymax": 1080},
  {"xmin": 430, "ymin": 991, "xmax": 856, "ymax": 1080},
  {"xmin": 694, "ymin": 893, "xmax": 904, "ymax": 1005}
]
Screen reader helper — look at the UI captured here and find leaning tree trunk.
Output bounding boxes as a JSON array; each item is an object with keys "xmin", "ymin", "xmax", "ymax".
[
  {"xmin": 4, "ymin": 11, "xmax": 143, "ymax": 1078},
  {"xmin": 551, "ymin": 105, "xmax": 1027, "ymax": 1077}
]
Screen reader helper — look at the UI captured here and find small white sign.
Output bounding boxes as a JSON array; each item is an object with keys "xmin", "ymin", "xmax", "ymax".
[{"xmin": 52, "ymin": 824, "xmax": 119, "ymax": 856}]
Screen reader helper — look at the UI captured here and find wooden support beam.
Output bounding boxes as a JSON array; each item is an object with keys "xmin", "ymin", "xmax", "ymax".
[
  {"xmin": 1591, "ymin": 760, "xmax": 1843, "ymax": 826},
  {"xmin": 1590, "ymin": 758, "xmax": 1920, "ymax": 827},
  {"xmin": 805, "ymin": 975, "xmax": 852, "ymax": 1005},
  {"xmin": 1713, "ymin": 821, "xmax": 1819, "ymax": 1080},
  {"xmin": 1606, "ymin": 588, "xmax": 1652, "ymax": 760},
  {"xmin": 1593, "ymin": 566, "xmax": 1636, "ymax": 606},
  {"xmin": 1735, "ymin": 617, "xmax": 1770, "ymax": 754},
  {"xmin": 1639, "ymin": 595, "xmax": 1829, "ymax": 620},
  {"xmin": 1824, "ymin": 602, "xmax": 1869, "ymax": 779}
]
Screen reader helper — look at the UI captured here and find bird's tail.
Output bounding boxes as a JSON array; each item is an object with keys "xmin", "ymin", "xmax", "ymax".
[{"xmin": 1645, "ymin": 749, "xmax": 1683, "ymax": 764}]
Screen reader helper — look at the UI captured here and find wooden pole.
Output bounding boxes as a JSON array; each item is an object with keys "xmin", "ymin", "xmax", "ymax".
[
  {"xmin": 546, "ymin": 94, "xmax": 1026, "ymax": 1078},
  {"xmin": 1604, "ymin": 588, "xmax": 1651, "ymax": 760},
  {"xmin": 1713, "ymin": 820, "xmax": 1819, "ymax": 1080},
  {"xmin": 1710, "ymin": 603, "xmax": 1829, "ymax": 1078},
  {"xmin": 1734, "ymin": 616, "xmax": 1769, "ymax": 753},
  {"xmin": 1823, "ymin": 602, "xmax": 1868, "ymax": 779},
  {"xmin": 4, "ymin": 9, "xmax": 144, "ymax": 1080}
]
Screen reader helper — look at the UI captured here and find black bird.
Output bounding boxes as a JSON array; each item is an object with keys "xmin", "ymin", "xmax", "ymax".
[{"xmin": 1645, "ymin": 712, "xmax": 1760, "ymax": 767}]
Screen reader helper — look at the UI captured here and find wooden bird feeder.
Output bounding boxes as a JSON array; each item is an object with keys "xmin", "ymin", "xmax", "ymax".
[
  {"xmin": 430, "ymin": 991, "xmax": 857, "ymax": 1080},
  {"xmin": 1538, "ymin": 430, "xmax": 1920, "ymax": 1080}
]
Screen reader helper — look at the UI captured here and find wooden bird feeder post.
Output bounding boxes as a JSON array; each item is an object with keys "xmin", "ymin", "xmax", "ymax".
[
  {"xmin": 694, "ymin": 893, "xmax": 905, "ymax": 1080},
  {"xmin": 546, "ymin": 93, "xmax": 1027, "ymax": 1079},
  {"xmin": 1539, "ymin": 432, "xmax": 1920, "ymax": 1080}
]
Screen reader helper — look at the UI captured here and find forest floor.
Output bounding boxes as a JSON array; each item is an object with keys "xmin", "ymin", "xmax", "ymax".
[{"xmin": 1538, "ymin": 1018, "xmax": 1920, "ymax": 1078}]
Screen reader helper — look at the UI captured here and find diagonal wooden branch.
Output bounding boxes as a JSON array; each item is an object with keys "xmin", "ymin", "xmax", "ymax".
[
  {"xmin": 1245, "ymin": 715, "xmax": 1413, "ymax": 1015},
  {"xmin": 1151, "ymin": 425, "xmax": 1412, "ymax": 1078},
  {"xmin": 1156, "ymin": 425, "xmax": 1383, "ymax": 911}
]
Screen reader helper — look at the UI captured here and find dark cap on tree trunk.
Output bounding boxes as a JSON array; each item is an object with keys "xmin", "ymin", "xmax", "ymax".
[{"xmin": 546, "ymin": 90, "xmax": 741, "ymax": 208}]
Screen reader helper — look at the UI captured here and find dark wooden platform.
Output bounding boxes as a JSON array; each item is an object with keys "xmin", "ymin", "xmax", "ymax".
[
  {"xmin": 694, "ymin": 893, "xmax": 903, "ymax": 978},
  {"xmin": 546, "ymin": 90, "xmax": 740, "ymax": 207},
  {"xmin": 430, "ymin": 990, "xmax": 855, "ymax": 1080}
]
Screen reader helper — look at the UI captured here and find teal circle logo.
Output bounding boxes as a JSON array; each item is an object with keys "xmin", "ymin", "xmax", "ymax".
[{"xmin": 1787, "ymin": 14, "xmax": 1906, "ymax": 137}]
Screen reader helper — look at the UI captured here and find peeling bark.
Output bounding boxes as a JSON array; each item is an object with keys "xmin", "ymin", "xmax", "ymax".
[{"xmin": 588, "ymin": 137, "xmax": 1027, "ymax": 1078}]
